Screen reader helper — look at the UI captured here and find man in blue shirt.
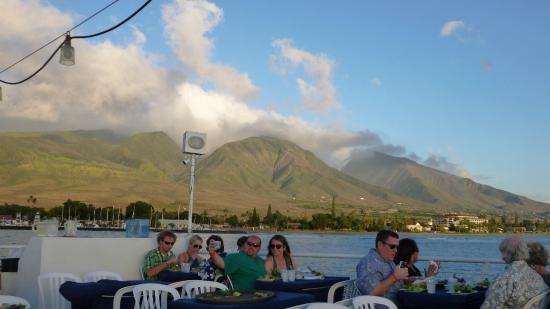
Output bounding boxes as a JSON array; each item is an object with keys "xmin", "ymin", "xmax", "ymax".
[{"xmin": 356, "ymin": 230, "xmax": 409, "ymax": 304}]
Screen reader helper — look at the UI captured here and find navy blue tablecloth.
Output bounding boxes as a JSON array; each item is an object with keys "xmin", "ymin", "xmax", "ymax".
[
  {"xmin": 397, "ymin": 288, "xmax": 486, "ymax": 309},
  {"xmin": 158, "ymin": 270, "xmax": 200, "ymax": 282},
  {"xmin": 254, "ymin": 276, "xmax": 349, "ymax": 302},
  {"xmin": 60, "ymin": 279, "xmax": 166, "ymax": 309},
  {"xmin": 169, "ymin": 291, "xmax": 316, "ymax": 309}
]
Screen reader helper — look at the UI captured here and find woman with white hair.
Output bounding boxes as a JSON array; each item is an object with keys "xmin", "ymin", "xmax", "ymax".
[{"xmin": 481, "ymin": 236, "xmax": 548, "ymax": 309}]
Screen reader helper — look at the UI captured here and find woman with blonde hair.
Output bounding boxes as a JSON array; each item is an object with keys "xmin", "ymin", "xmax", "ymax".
[{"xmin": 178, "ymin": 234, "xmax": 205, "ymax": 271}]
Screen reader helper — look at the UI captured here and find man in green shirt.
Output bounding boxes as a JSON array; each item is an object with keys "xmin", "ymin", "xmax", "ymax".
[
  {"xmin": 142, "ymin": 230, "xmax": 180, "ymax": 280},
  {"xmin": 209, "ymin": 235, "xmax": 266, "ymax": 290}
]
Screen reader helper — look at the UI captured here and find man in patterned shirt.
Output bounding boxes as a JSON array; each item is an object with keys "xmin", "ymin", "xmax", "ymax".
[
  {"xmin": 142, "ymin": 230, "xmax": 180, "ymax": 280},
  {"xmin": 356, "ymin": 230, "xmax": 409, "ymax": 305}
]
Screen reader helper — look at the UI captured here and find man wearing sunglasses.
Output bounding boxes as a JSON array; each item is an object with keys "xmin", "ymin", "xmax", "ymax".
[
  {"xmin": 142, "ymin": 230, "xmax": 180, "ymax": 280},
  {"xmin": 356, "ymin": 230, "xmax": 409, "ymax": 305},
  {"xmin": 209, "ymin": 235, "xmax": 266, "ymax": 290}
]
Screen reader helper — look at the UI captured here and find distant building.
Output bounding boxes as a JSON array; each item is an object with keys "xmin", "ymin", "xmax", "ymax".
[
  {"xmin": 432, "ymin": 214, "xmax": 488, "ymax": 228},
  {"xmin": 406, "ymin": 222, "xmax": 431, "ymax": 232}
]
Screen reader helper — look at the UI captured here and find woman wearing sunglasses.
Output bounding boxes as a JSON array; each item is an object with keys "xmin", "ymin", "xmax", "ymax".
[
  {"xmin": 178, "ymin": 234, "xmax": 205, "ymax": 272},
  {"xmin": 264, "ymin": 234, "xmax": 297, "ymax": 277}
]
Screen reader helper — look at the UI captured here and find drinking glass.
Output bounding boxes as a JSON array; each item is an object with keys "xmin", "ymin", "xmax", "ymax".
[
  {"xmin": 180, "ymin": 263, "xmax": 191, "ymax": 273},
  {"xmin": 288, "ymin": 270, "xmax": 296, "ymax": 282},
  {"xmin": 281, "ymin": 269, "xmax": 289, "ymax": 282}
]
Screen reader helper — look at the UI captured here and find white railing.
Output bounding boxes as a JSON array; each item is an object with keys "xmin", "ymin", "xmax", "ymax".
[{"xmin": 292, "ymin": 252, "xmax": 504, "ymax": 264}]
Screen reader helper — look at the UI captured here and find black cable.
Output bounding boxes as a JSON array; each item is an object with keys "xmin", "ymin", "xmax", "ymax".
[
  {"xmin": 73, "ymin": 0, "xmax": 151, "ymax": 39},
  {"xmin": 0, "ymin": 41, "xmax": 64, "ymax": 85},
  {"xmin": 0, "ymin": 0, "xmax": 121, "ymax": 76},
  {"xmin": 0, "ymin": 0, "xmax": 152, "ymax": 85}
]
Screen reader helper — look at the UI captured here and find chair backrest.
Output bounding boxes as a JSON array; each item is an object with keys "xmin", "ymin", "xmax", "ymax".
[
  {"xmin": 37, "ymin": 272, "xmax": 82, "ymax": 309},
  {"xmin": 306, "ymin": 302, "xmax": 349, "ymax": 309},
  {"xmin": 0, "ymin": 295, "xmax": 31, "ymax": 308},
  {"xmin": 83, "ymin": 271, "xmax": 123, "ymax": 282},
  {"xmin": 168, "ymin": 280, "xmax": 202, "ymax": 298},
  {"xmin": 335, "ymin": 298, "xmax": 353, "ymax": 307},
  {"xmin": 133, "ymin": 283, "xmax": 180, "ymax": 309},
  {"xmin": 523, "ymin": 289, "xmax": 550, "ymax": 309},
  {"xmin": 327, "ymin": 279, "xmax": 360, "ymax": 303},
  {"xmin": 113, "ymin": 285, "xmax": 136, "ymax": 309},
  {"xmin": 352, "ymin": 295, "xmax": 398, "ymax": 309},
  {"xmin": 184, "ymin": 281, "xmax": 228, "ymax": 298}
]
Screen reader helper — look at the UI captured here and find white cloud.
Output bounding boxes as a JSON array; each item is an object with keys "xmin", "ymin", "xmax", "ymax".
[
  {"xmin": 162, "ymin": 0, "xmax": 257, "ymax": 101},
  {"xmin": 440, "ymin": 20, "xmax": 465, "ymax": 37},
  {"xmin": 0, "ymin": 0, "xmax": 473, "ymax": 183},
  {"xmin": 0, "ymin": 0, "xmax": 375, "ymax": 170},
  {"xmin": 371, "ymin": 77, "xmax": 381, "ymax": 87},
  {"xmin": 271, "ymin": 39, "xmax": 339, "ymax": 112}
]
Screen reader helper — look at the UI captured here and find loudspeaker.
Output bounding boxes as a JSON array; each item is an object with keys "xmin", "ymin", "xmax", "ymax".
[{"xmin": 183, "ymin": 131, "xmax": 207, "ymax": 155}]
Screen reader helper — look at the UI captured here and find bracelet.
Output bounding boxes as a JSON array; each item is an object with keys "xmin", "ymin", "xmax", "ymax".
[{"xmin": 391, "ymin": 273, "xmax": 399, "ymax": 282}]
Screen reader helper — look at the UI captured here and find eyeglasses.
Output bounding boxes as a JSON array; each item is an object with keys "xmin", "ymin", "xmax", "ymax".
[
  {"xmin": 382, "ymin": 241, "xmax": 399, "ymax": 250},
  {"xmin": 269, "ymin": 244, "xmax": 283, "ymax": 249},
  {"xmin": 247, "ymin": 242, "xmax": 261, "ymax": 248},
  {"xmin": 163, "ymin": 241, "xmax": 175, "ymax": 246},
  {"xmin": 192, "ymin": 244, "xmax": 203, "ymax": 249}
]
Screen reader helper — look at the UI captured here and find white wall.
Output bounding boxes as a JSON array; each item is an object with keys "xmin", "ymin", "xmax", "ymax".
[{"xmin": 16, "ymin": 234, "xmax": 191, "ymax": 309}]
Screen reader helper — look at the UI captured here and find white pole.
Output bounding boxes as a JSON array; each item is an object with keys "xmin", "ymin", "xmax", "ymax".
[
  {"xmin": 177, "ymin": 203, "xmax": 181, "ymax": 229},
  {"xmin": 187, "ymin": 154, "xmax": 196, "ymax": 234}
]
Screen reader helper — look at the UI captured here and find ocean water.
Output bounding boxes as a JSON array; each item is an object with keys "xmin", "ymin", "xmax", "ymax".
[{"xmin": 2, "ymin": 229, "xmax": 549, "ymax": 281}]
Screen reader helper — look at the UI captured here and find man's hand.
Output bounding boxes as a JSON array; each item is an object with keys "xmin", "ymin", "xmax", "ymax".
[
  {"xmin": 167, "ymin": 257, "xmax": 178, "ymax": 265},
  {"xmin": 394, "ymin": 266, "xmax": 409, "ymax": 280}
]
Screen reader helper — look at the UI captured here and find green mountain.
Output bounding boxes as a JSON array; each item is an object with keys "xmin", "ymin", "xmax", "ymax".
[
  {"xmin": 0, "ymin": 131, "xmax": 414, "ymax": 215},
  {"xmin": 2, "ymin": 130, "xmax": 547, "ymax": 216},
  {"xmin": 194, "ymin": 136, "xmax": 418, "ymax": 214},
  {"xmin": 341, "ymin": 152, "xmax": 550, "ymax": 215},
  {"xmin": 0, "ymin": 130, "xmax": 187, "ymax": 208}
]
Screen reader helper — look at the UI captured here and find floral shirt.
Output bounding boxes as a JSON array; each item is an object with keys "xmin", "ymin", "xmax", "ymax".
[
  {"xmin": 481, "ymin": 260, "xmax": 548, "ymax": 309},
  {"xmin": 356, "ymin": 248, "xmax": 403, "ymax": 303}
]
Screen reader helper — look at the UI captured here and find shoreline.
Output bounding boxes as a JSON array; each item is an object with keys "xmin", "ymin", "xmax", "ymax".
[{"xmin": 1, "ymin": 225, "xmax": 545, "ymax": 237}]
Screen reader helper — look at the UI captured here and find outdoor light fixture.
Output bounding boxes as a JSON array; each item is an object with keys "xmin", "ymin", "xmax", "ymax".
[{"xmin": 59, "ymin": 35, "xmax": 75, "ymax": 66}]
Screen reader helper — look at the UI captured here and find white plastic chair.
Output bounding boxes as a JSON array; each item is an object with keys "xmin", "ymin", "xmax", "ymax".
[
  {"xmin": 335, "ymin": 298, "xmax": 353, "ymax": 307},
  {"xmin": 522, "ymin": 289, "xmax": 550, "ymax": 309},
  {"xmin": 168, "ymin": 280, "xmax": 202, "ymax": 298},
  {"xmin": 352, "ymin": 296, "xmax": 397, "ymax": 309},
  {"xmin": 132, "ymin": 283, "xmax": 180, "ymax": 309},
  {"xmin": 286, "ymin": 303, "xmax": 349, "ymax": 309},
  {"xmin": 112, "ymin": 285, "xmax": 136, "ymax": 309},
  {"xmin": 83, "ymin": 271, "xmax": 123, "ymax": 282},
  {"xmin": 327, "ymin": 279, "xmax": 360, "ymax": 303},
  {"xmin": 0, "ymin": 295, "xmax": 31, "ymax": 308},
  {"xmin": 307, "ymin": 303, "xmax": 349, "ymax": 309},
  {"xmin": 184, "ymin": 281, "xmax": 228, "ymax": 298},
  {"xmin": 37, "ymin": 272, "xmax": 82, "ymax": 309}
]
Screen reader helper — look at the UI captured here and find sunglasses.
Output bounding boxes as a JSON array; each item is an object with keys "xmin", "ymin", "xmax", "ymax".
[
  {"xmin": 192, "ymin": 244, "xmax": 203, "ymax": 249},
  {"xmin": 247, "ymin": 242, "xmax": 261, "ymax": 248},
  {"xmin": 269, "ymin": 244, "xmax": 283, "ymax": 249},
  {"xmin": 163, "ymin": 241, "xmax": 175, "ymax": 246},
  {"xmin": 383, "ymin": 241, "xmax": 399, "ymax": 250}
]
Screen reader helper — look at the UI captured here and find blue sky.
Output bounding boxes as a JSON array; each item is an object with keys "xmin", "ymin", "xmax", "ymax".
[{"xmin": 1, "ymin": 0, "xmax": 549, "ymax": 203}]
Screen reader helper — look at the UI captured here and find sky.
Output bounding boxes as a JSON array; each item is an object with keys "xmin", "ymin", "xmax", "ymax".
[{"xmin": 0, "ymin": 0, "xmax": 549, "ymax": 203}]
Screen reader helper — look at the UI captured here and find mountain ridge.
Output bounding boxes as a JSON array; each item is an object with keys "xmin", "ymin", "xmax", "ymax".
[{"xmin": 1, "ymin": 130, "xmax": 548, "ymax": 216}]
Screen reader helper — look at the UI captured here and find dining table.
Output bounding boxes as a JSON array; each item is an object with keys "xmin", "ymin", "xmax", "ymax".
[
  {"xmin": 397, "ymin": 287, "xmax": 486, "ymax": 309},
  {"xmin": 254, "ymin": 276, "xmax": 349, "ymax": 302},
  {"xmin": 168, "ymin": 291, "xmax": 316, "ymax": 309},
  {"xmin": 60, "ymin": 279, "xmax": 166, "ymax": 309}
]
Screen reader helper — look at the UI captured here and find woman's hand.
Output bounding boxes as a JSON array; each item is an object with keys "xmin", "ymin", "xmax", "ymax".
[{"xmin": 427, "ymin": 261, "xmax": 440, "ymax": 277}]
